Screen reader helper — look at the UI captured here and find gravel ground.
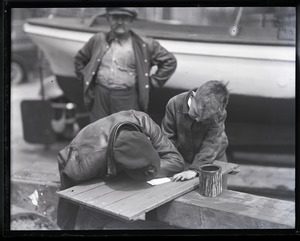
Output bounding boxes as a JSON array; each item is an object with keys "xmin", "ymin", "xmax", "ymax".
[
  {"xmin": 11, "ymin": 214, "xmax": 60, "ymax": 230},
  {"xmin": 10, "ymin": 205, "xmax": 60, "ymax": 230}
]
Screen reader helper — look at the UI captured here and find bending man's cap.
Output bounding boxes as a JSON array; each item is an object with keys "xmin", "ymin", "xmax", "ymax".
[
  {"xmin": 106, "ymin": 7, "xmax": 138, "ymax": 18},
  {"xmin": 113, "ymin": 129, "xmax": 160, "ymax": 181}
]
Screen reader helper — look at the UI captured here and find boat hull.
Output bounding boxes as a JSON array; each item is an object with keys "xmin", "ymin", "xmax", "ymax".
[
  {"xmin": 23, "ymin": 20, "xmax": 295, "ymax": 153},
  {"xmin": 24, "ymin": 22, "xmax": 295, "ymax": 99}
]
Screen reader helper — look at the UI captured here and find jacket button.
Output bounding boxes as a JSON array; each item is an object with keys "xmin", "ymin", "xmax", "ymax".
[
  {"xmin": 97, "ymin": 59, "xmax": 100, "ymax": 62},
  {"xmin": 143, "ymin": 44, "xmax": 146, "ymax": 47},
  {"xmin": 86, "ymin": 82, "xmax": 89, "ymax": 85},
  {"xmin": 92, "ymin": 72, "xmax": 95, "ymax": 75},
  {"xmin": 144, "ymin": 59, "xmax": 147, "ymax": 63},
  {"xmin": 145, "ymin": 85, "xmax": 149, "ymax": 88},
  {"xmin": 145, "ymin": 73, "xmax": 148, "ymax": 77}
]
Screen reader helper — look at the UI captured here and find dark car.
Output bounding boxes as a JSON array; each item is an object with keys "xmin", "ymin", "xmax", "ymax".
[{"xmin": 11, "ymin": 19, "xmax": 38, "ymax": 84}]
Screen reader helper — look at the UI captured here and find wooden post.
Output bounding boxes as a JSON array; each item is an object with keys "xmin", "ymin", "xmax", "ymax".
[{"xmin": 199, "ymin": 164, "xmax": 222, "ymax": 197}]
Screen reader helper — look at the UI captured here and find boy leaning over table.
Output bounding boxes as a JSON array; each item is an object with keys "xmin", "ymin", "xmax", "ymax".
[
  {"xmin": 161, "ymin": 80, "xmax": 230, "ymax": 184},
  {"xmin": 56, "ymin": 110, "xmax": 185, "ymax": 230}
]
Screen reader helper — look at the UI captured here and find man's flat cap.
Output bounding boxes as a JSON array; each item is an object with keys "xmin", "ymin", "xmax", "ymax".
[
  {"xmin": 106, "ymin": 7, "xmax": 138, "ymax": 18},
  {"xmin": 113, "ymin": 129, "xmax": 160, "ymax": 181}
]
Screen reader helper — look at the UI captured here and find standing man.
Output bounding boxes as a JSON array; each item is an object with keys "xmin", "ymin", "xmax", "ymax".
[
  {"xmin": 74, "ymin": 7, "xmax": 177, "ymax": 122},
  {"xmin": 161, "ymin": 80, "xmax": 230, "ymax": 182}
]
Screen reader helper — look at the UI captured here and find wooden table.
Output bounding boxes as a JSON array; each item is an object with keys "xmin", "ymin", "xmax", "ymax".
[{"xmin": 57, "ymin": 161, "xmax": 239, "ymax": 222}]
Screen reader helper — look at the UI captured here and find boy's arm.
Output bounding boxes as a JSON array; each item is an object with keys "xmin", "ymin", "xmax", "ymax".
[
  {"xmin": 161, "ymin": 99, "xmax": 177, "ymax": 146},
  {"xmin": 189, "ymin": 111, "xmax": 228, "ymax": 171}
]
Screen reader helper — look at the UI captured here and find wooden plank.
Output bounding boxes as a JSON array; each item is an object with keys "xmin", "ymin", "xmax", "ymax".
[
  {"xmin": 117, "ymin": 179, "xmax": 199, "ymax": 220},
  {"xmin": 58, "ymin": 175, "xmax": 128, "ymax": 198},
  {"xmin": 102, "ymin": 178, "xmax": 198, "ymax": 220},
  {"xmin": 155, "ymin": 189, "xmax": 295, "ymax": 229},
  {"xmin": 60, "ymin": 178, "xmax": 198, "ymax": 221},
  {"xmin": 227, "ymin": 165, "xmax": 295, "ymax": 193},
  {"xmin": 212, "ymin": 160, "xmax": 240, "ymax": 175},
  {"xmin": 57, "ymin": 161, "xmax": 239, "ymax": 221},
  {"xmin": 72, "ymin": 178, "xmax": 148, "ymax": 205},
  {"xmin": 59, "ymin": 177, "xmax": 153, "ymax": 220},
  {"xmin": 12, "ymin": 161, "xmax": 60, "ymax": 184},
  {"xmin": 184, "ymin": 160, "xmax": 239, "ymax": 175},
  {"xmin": 20, "ymin": 160, "xmax": 59, "ymax": 173},
  {"xmin": 229, "ymin": 152, "xmax": 295, "ymax": 168},
  {"xmin": 12, "ymin": 171, "xmax": 60, "ymax": 184},
  {"xmin": 69, "ymin": 180, "xmax": 136, "ymax": 201},
  {"xmin": 57, "ymin": 176, "xmax": 199, "ymax": 221},
  {"xmin": 58, "ymin": 178, "xmax": 107, "ymax": 198},
  {"xmin": 86, "ymin": 181, "xmax": 151, "ymax": 208}
]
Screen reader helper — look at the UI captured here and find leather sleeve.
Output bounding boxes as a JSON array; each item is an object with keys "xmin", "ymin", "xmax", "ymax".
[
  {"xmin": 138, "ymin": 114, "xmax": 184, "ymax": 177},
  {"xmin": 74, "ymin": 35, "xmax": 96, "ymax": 82},
  {"xmin": 149, "ymin": 39, "xmax": 177, "ymax": 88},
  {"xmin": 161, "ymin": 97, "xmax": 177, "ymax": 147},
  {"xmin": 57, "ymin": 144, "xmax": 107, "ymax": 186}
]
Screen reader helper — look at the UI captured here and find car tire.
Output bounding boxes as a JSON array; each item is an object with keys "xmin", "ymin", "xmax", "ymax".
[{"xmin": 11, "ymin": 60, "xmax": 27, "ymax": 84}]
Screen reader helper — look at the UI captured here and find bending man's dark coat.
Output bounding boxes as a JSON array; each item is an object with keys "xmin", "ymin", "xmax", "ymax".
[{"xmin": 57, "ymin": 110, "xmax": 184, "ymax": 229}]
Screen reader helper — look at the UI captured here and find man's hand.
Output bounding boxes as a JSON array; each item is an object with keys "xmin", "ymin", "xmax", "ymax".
[{"xmin": 172, "ymin": 170, "xmax": 198, "ymax": 182}]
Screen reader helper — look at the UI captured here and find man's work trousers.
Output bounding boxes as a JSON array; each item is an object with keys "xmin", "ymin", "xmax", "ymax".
[{"xmin": 90, "ymin": 84, "xmax": 140, "ymax": 122}]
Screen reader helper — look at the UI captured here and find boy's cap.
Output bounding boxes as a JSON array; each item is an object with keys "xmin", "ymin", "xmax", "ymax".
[
  {"xmin": 113, "ymin": 130, "xmax": 160, "ymax": 181},
  {"xmin": 106, "ymin": 8, "xmax": 138, "ymax": 18}
]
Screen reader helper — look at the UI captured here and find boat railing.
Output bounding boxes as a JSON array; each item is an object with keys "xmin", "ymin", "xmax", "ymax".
[{"xmin": 24, "ymin": 7, "xmax": 295, "ymax": 43}]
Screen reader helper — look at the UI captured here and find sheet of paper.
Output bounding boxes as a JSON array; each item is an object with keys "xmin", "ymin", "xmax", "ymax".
[{"xmin": 147, "ymin": 177, "xmax": 172, "ymax": 186}]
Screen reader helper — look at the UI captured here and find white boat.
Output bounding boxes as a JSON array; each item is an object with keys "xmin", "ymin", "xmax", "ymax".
[{"xmin": 23, "ymin": 7, "xmax": 296, "ymax": 154}]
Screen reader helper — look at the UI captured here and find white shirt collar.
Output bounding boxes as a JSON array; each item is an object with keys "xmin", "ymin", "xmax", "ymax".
[{"xmin": 187, "ymin": 91, "xmax": 195, "ymax": 108}]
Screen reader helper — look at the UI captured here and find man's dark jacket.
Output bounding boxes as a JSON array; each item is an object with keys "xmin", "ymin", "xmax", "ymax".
[
  {"xmin": 57, "ymin": 110, "xmax": 184, "ymax": 229},
  {"xmin": 161, "ymin": 90, "xmax": 228, "ymax": 171},
  {"xmin": 74, "ymin": 30, "xmax": 177, "ymax": 112}
]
